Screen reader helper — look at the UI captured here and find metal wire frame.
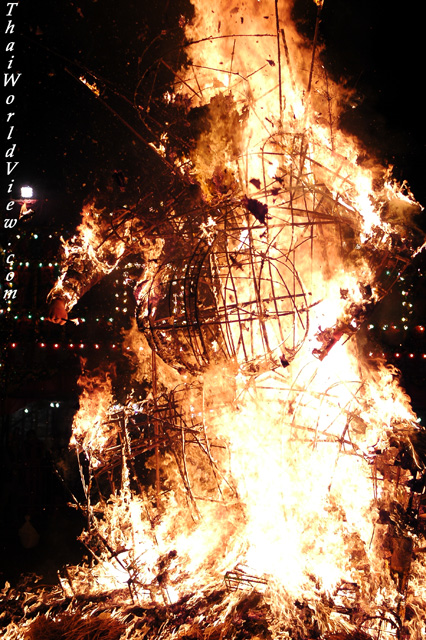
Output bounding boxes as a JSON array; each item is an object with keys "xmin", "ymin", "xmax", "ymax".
[
  {"xmin": 331, "ymin": 584, "xmax": 402, "ymax": 640},
  {"xmin": 67, "ymin": 385, "xmax": 239, "ymax": 603},
  {"xmin": 82, "ymin": 386, "xmax": 236, "ymax": 511},
  {"xmin": 73, "ymin": 27, "xmax": 418, "ymax": 379},
  {"xmin": 358, "ymin": 613, "xmax": 401, "ymax": 640},
  {"xmin": 58, "ymin": 13, "xmax": 425, "ymax": 624},
  {"xmin": 225, "ymin": 565, "xmax": 268, "ymax": 592},
  {"xmin": 133, "ymin": 114, "xmax": 416, "ymax": 375},
  {"xmin": 137, "ymin": 163, "xmax": 350, "ymax": 375},
  {"xmin": 68, "ymin": 371, "xmax": 425, "ymax": 618}
]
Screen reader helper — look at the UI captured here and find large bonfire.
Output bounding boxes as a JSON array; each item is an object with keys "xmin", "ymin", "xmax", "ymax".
[{"xmin": 3, "ymin": 1, "xmax": 426, "ymax": 639}]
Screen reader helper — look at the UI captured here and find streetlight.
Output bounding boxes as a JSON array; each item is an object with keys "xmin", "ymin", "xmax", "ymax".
[
  {"xmin": 18, "ymin": 185, "xmax": 37, "ymax": 220},
  {"xmin": 21, "ymin": 186, "xmax": 34, "ymax": 199}
]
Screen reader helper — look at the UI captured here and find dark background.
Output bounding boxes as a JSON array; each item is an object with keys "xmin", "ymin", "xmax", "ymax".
[{"xmin": 1, "ymin": 0, "xmax": 425, "ymax": 586}]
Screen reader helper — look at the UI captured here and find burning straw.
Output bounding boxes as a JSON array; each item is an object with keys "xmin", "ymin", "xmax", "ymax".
[{"xmin": 3, "ymin": 0, "xmax": 426, "ymax": 639}]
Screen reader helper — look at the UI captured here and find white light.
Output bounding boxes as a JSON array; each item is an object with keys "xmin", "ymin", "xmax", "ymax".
[{"xmin": 21, "ymin": 186, "xmax": 33, "ymax": 198}]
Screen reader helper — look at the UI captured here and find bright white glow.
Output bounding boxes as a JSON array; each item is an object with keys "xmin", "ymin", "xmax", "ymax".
[{"xmin": 21, "ymin": 186, "xmax": 33, "ymax": 198}]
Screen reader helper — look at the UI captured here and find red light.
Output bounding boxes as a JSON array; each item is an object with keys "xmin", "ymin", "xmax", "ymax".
[
  {"xmin": 53, "ymin": 343, "xmax": 59, "ymax": 349},
  {"xmin": 11, "ymin": 343, "xmax": 16, "ymax": 348},
  {"xmin": 395, "ymin": 353, "xmax": 400, "ymax": 358},
  {"xmin": 409, "ymin": 353, "xmax": 414, "ymax": 359}
]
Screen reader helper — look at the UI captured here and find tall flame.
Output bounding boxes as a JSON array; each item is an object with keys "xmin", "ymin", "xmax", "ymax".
[{"xmin": 20, "ymin": 1, "xmax": 426, "ymax": 639}]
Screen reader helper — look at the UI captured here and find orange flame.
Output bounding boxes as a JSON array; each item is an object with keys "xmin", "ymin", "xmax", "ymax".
[{"xmin": 42, "ymin": 0, "xmax": 426, "ymax": 637}]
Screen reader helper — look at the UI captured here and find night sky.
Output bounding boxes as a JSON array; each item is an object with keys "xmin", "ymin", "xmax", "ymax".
[
  {"xmin": 9, "ymin": 0, "xmax": 191, "ymax": 229},
  {"xmin": 318, "ymin": 0, "xmax": 426, "ymax": 205}
]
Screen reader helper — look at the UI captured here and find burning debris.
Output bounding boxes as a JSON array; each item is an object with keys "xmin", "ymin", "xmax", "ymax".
[{"xmin": 4, "ymin": 0, "xmax": 426, "ymax": 639}]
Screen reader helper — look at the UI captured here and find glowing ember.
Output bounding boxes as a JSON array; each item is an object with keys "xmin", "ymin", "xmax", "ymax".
[{"xmin": 6, "ymin": 1, "xmax": 426, "ymax": 639}]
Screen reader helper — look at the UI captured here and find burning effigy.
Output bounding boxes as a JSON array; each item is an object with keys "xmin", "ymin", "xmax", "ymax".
[{"xmin": 3, "ymin": 1, "xmax": 426, "ymax": 638}]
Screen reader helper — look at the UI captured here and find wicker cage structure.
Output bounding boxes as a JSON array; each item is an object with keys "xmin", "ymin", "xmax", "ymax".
[{"xmin": 138, "ymin": 207, "xmax": 312, "ymax": 373}]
